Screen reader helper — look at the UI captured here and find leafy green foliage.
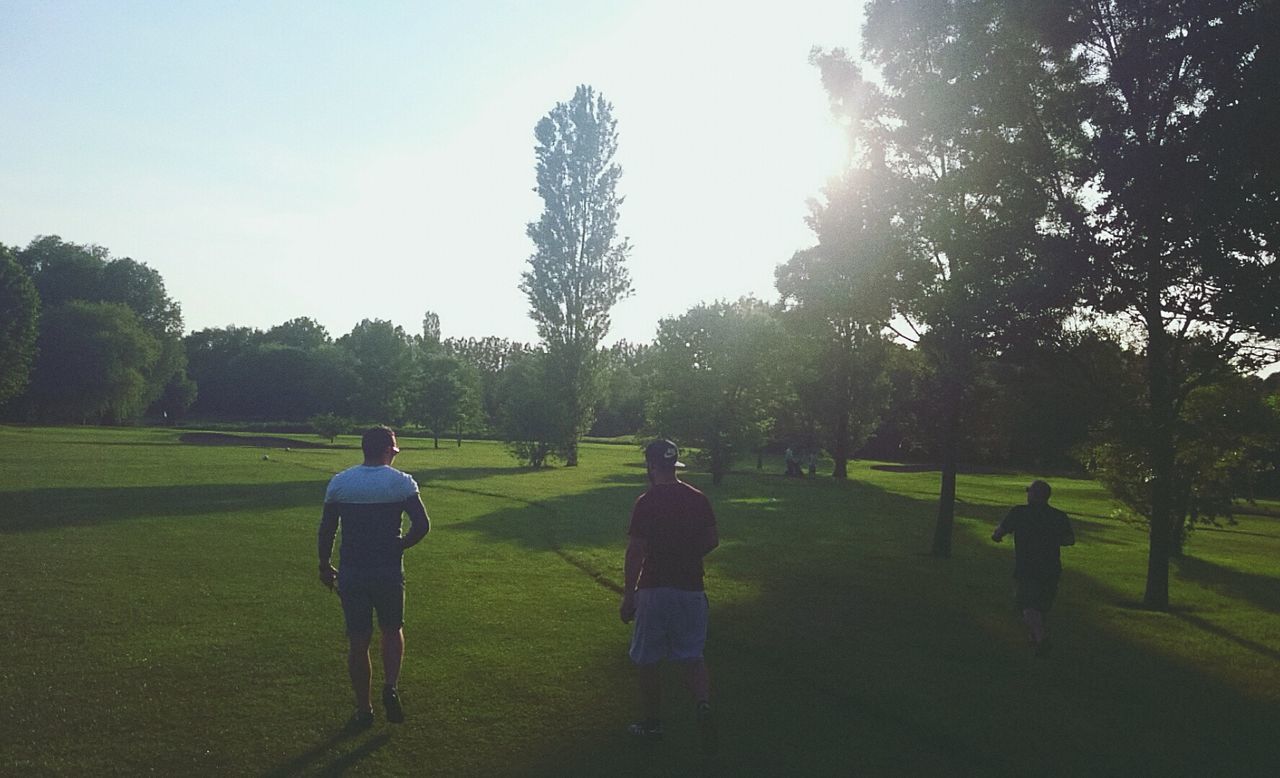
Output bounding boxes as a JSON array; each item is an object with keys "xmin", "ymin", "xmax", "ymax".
[
  {"xmin": 0, "ymin": 245, "xmax": 40, "ymax": 406},
  {"xmin": 309, "ymin": 412, "xmax": 351, "ymax": 442},
  {"xmin": 496, "ymin": 351, "xmax": 563, "ymax": 467},
  {"xmin": 30, "ymin": 301, "xmax": 160, "ymax": 423},
  {"xmin": 646, "ymin": 298, "xmax": 783, "ymax": 484},
  {"xmin": 336, "ymin": 319, "xmax": 415, "ymax": 424},
  {"xmin": 11, "ymin": 236, "xmax": 189, "ymax": 423}
]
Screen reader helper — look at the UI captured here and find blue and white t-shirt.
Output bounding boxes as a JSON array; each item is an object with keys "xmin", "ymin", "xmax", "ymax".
[{"xmin": 325, "ymin": 465, "xmax": 421, "ymax": 571}]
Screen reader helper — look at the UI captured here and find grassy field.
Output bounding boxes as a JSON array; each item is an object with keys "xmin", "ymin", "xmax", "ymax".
[{"xmin": 1, "ymin": 426, "xmax": 1277, "ymax": 776}]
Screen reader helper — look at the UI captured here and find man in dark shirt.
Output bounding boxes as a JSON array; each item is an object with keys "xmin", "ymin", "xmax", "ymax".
[
  {"xmin": 992, "ymin": 479, "xmax": 1075, "ymax": 656},
  {"xmin": 620, "ymin": 439, "xmax": 719, "ymax": 751},
  {"xmin": 318, "ymin": 426, "xmax": 430, "ymax": 728}
]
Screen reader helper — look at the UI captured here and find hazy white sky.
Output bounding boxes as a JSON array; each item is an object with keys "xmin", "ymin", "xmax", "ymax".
[{"xmin": 1, "ymin": 0, "xmax": 863, "ymax": 345}]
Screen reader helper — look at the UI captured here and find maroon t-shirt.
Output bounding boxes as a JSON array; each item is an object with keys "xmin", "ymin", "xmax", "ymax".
[{"xmin": 628, "ymin": 481, "xmax": 717, "ymax": 591}]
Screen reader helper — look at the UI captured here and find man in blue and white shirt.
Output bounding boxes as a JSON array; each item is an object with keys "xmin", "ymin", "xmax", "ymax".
[{"xmin": 318, "ymin": 426, "xmax": 430, "ymax": 728}]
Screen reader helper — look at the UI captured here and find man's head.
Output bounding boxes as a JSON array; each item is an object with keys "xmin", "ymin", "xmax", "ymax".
[
  {"xmin": 361, "ymin": 425, "xmax": 400, "ymax": 464},
  {"xmin": 644, "ymin": 439, "xmax": 685, "ymax": 479},
  {"xmin": 1026, "ymin": 479, "xmax": 1052, "ymax": 505}
]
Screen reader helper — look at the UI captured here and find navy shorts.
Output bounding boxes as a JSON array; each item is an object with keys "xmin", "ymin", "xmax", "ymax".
[
  {"xmin": 1015, "ymin": 575, "xmax": 1060, "ymax": 614},
  {"xmin": 338, "ymin": 570, "xmax": 405, "ymax": 636}
]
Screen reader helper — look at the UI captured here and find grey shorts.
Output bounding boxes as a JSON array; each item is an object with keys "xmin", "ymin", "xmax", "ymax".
[
  {"xmin": 338, "ymin": 570, "xmax": 405, "ymax": 636},
  {"xmin": 629, "ymin": 587, "xmax": 708, "ymax": 665}
]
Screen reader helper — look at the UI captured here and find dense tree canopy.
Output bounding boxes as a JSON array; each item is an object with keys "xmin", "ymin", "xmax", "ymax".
[
  {"xmin": 0, "ymin": 244, "xmax": 40, "ymax": 407},
  {"xmin": 647, "ymin": 298, "xmax": 783, "ymax": 484}
]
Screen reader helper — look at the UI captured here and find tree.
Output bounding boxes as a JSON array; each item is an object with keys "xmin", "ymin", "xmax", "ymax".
[
  {"xmin": 184, "ymin": 326, "xmax": 266, "ymax": 418},
  {"xmin": 17, "ymin": 236, "xmax": 190, "ymax": 419},
  {"xmin": 310, "ymin": 412, "xmax": 350, "ymax": 443},
  {"xmin": 496, "ymin": 351, "xmax": 563, "ymax": 467},
  {"xmin": 591, "ymin": 341, "xmax": 650, "ymax": 438},
  {"xmin": 1063, "ymin": 0, "xmax": 1280, "ymax": 608},
  {"xmin": 0, "ymin": 244, "xmax": 40, "ymax": 408},
  {"xmin": 824, "ymin": 0, "xmax": 1091, "ymax": 556},
  {"xmin": 264, "ymin": 317, "xmax": 331, "ymax": 350},
  {"xmin": 776, "ymin": 151, "xmax": 900, "ymax": 477},
  {"xmin": 337, "ymin": 319, "xmax": 415, "ymax": 423},
  {"xmin": 411, "ymin": 351, "xmax": 476, "ymax": 449},
  {"xmin": 444, "ymin": 336, "xmax": 530, "ymax": 434},
  {"xmin": 30, "ymin": 301, "xmax": 160, "ymax": 423},
  {"xmin": 520, "ymin": 84, "xmax": 633, "ymax": 466},
  {"xmin": 646, "ymin": 298, "xmax": 783, "ymax": 484}
]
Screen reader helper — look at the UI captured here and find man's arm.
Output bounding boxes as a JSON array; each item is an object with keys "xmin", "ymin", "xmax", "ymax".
[
  {"xmin": 317, "ymin": 503, "xmax": 341, "ymax": 589},
  {"xmin": 1060, "ymin": 514, "xmax": 1076, "ymax": 547},
  {"xmin": 991, "ymin": 510, "xmax": 1013, "ymax": 542},
  {"xmin": 400, "ymin": 495, "xmax": 431, "ymax": 550},
  {"xmin": 620, "ymin": 534, "xmax": 647, "ymax": 623},
  {"xmin": 700, "ymin": 503, "xmax": 720, "ymax": 556}
]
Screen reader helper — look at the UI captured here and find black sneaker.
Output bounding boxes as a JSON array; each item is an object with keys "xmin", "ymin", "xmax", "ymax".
[
  {"xmin": 696, "ymin": 701, "xmax": 718, "ymax": 755},
  {"xmin": 346, "ymin": 709, "xmax": 375, "ymax": 731},
  {"xmin": 627, "ymin": 719, "xmax": 663, "ymax": 740},
  {"xmin": 382, "ymin": 686, "xmax": 405, "ymax": 724}
]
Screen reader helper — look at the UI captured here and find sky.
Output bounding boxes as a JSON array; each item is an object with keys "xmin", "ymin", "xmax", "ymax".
[{"xmin": 1, "ymin": 0, "xmax": 864, "ymax": 346}]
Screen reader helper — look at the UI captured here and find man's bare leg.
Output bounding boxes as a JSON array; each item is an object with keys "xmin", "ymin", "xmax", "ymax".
[
  {"xmin": 381, "ymin": 626, "xmax": 404, "ymax": 690},
  {"xmin": 347, "ymin": 633, "xmax": 373, "ymax": 712}
]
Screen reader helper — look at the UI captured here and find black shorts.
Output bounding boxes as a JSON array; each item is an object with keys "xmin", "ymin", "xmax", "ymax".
[
  {"xmin": 338, "ymin": 570, "xmax": 405, "ymax": 635},
  {"xmin": 1015, "ymin": 576, "xmax": 1060, "ymax": 613}
]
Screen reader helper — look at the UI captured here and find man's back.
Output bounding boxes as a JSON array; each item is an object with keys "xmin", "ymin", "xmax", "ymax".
[
  {"xmin": 629, "ymin": 482, "xmax": 717, "ymax": 591},
  {"xmin": 1002, "ymin": 503, "xmax": 1073, "ymax": 578},
  {"xmin": 325, "ymin": 464, "xmax": 419, "ymax": 571}
]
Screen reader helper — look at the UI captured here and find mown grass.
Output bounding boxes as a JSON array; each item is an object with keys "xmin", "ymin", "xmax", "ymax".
[{"xmin": 1, "ymin": 425, "xmax": 1277, "ymax": 776}]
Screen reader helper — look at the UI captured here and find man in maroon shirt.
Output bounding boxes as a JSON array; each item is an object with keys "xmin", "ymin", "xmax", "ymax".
[{"xmin": 620, "ymin": 439, "xmax": 719, "ymax": 751}]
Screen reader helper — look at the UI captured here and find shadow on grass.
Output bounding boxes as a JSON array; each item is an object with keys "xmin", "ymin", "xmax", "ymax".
[
  {"xmin": 1174, "ymin": 555, "xmax": 1280, "ymax": 616},
  {"xmin": 263, "ymin": 727, "xmax": 390, "ymax": 777},
  {"xmin": 0, "ymin": 480, "xmax": 321, "ymax": 532},
  {"xmin": 446, "ymin": 469, "xmax": 1280, "ymax": 775}
]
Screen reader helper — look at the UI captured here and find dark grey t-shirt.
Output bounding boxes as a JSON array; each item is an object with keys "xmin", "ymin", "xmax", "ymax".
[
  {"xmin": 324, "ymin": 465, "xmax": 420, "ymax": 572},
  {"xmin": 1000, "ymin": 504, "xmax": 1074, "ymax": 579}
]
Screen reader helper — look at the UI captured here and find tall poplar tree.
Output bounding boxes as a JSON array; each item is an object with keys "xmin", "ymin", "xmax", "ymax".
[{"xmin": 520, "ymin": 84, "xmax": 633, "ymax": 466}]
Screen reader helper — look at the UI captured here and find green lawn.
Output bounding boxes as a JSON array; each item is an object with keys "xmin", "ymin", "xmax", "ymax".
[{"xmin": 1, "ymin": 426, "xmax": 1277, "ymax": 776}]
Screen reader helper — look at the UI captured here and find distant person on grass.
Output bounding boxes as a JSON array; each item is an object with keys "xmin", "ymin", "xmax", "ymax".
[
  {"xmin": 318, "ymin": 426, "xmax": 431, "ymax": 729},
  {"xmin": 620, "ymin": 439, "xmax": 720, "ymax": 752},
  {"xmin": 991, "ymin": 479, "xmax": 1075, "ymax": 657}
]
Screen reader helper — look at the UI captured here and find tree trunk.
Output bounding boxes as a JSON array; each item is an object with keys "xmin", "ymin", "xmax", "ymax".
[
  {"xmin": 1142, "ymin": 312, "xmax": 1175, "ymax": 610},
  {"xmin": 931, "ymin": 378, "xmax": 961, "ymax": 558},
  {"xmin": 565, "ymin": 439, "xmax": 579, "ymax": 467},
  {"xmin": 433, "ymin": 433, "xmax": 439, "ymax": 449},
  {"xmin": 832, "ymin": 414, "xmax": 849, "ymax": 479}
]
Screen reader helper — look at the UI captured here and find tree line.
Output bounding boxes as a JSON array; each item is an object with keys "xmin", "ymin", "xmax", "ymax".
[{"xmin": 2, "ymin": 1, "xmax": 1277, "ymax": 610}]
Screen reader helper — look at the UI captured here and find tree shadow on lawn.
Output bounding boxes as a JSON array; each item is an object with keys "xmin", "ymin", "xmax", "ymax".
[
  {"xmin": 450, "ymin": 472, "xmax": 1280, "ymax": 775},
  {"xmin": 264, "ymin": 729, "xmax": 390, "ymax": 778},
  {"xmin": 415, "ymin": 465, "xmax": 560, "ymax": 483},
  {"xmin": 0, "ymin": 480, "xmax": 321, "ymax": 532},
  {"xmin": 1173, "ymin": 555, "xmax": 1280, "ymax": 617}
]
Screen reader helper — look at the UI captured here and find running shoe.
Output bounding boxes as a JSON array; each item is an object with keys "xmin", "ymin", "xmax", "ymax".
[{"xmin": 382, "ymin": 686, "xmax": 405, "ymax": 724}]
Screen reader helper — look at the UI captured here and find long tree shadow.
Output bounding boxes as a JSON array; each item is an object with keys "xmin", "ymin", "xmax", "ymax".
[
  {"xmin": 447, "ymin": 468, "xmax": 1280, "ymax": 775},
  {"xmin": 0, "ymin": 480, "xmax": 321, "ymax": 532},
  {"xmin": 1173, "ymin": 554, "xmax": 1280, "ymax": 616}
]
